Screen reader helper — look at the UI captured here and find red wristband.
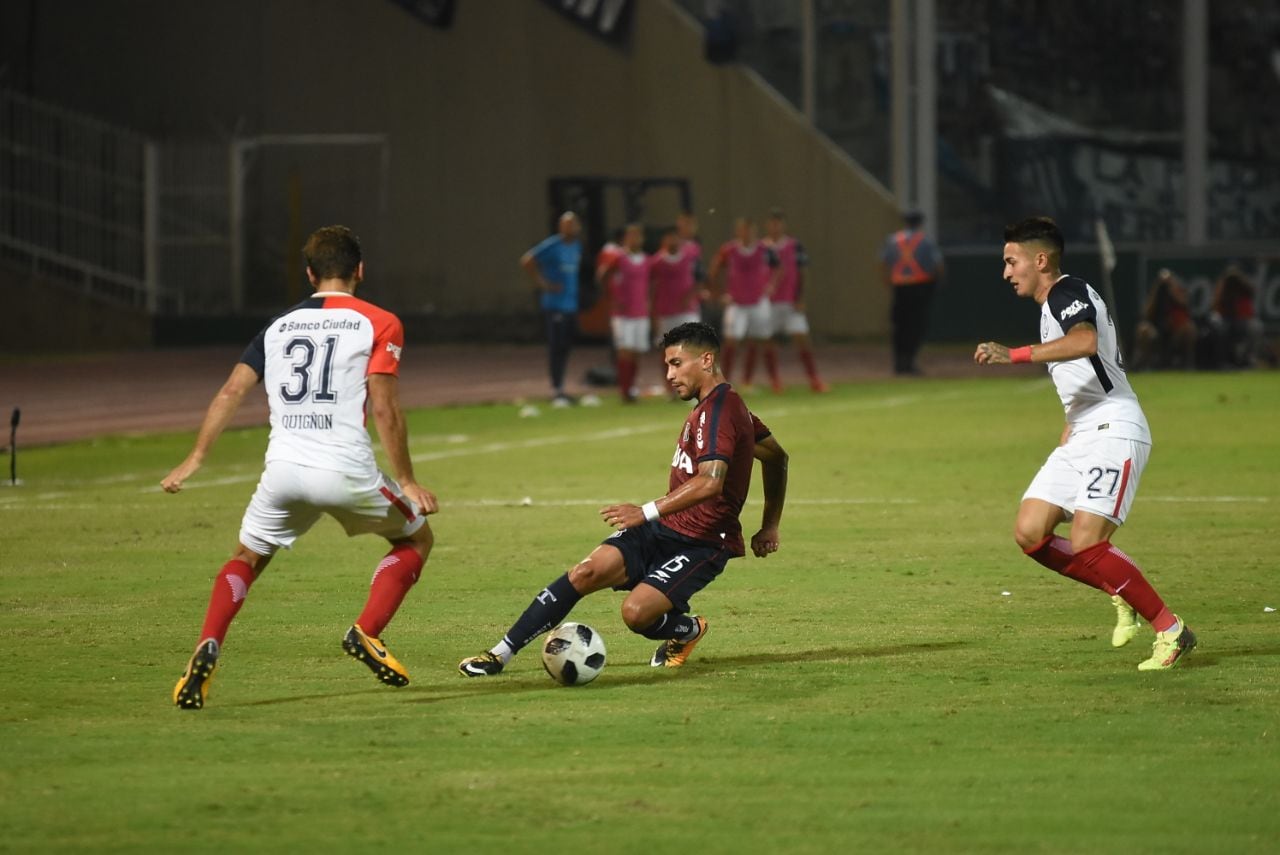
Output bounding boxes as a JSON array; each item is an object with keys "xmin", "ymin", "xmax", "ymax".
[{"xmin": 1010, "ymin": 346, "xmax": 1033, "ymax": 364}]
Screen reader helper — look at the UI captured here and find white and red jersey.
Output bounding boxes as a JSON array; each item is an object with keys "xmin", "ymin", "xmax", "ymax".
[
  {"xmin": 763, "ymin": 236, "xmax": 807, "ymax": 304},
  {"xmin": 1039, "ymin": 275, "xmax": 1150, "ymax": 441},
  {"xmin": 716, "ymin": 240, "xmax": 777, "ymax": 305},
  {"xmin": 240, "ymin": 292, "xmax": 404, "ymax": 476},
  {"xmin": 651, "ymin": 241, "xmax": 701, "ymax": 316},
  {"xmin": 608, "ymin": 252, "xmax": 651, "ymax": 318}
]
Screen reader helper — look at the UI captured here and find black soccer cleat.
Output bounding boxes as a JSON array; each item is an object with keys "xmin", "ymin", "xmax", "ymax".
[{"xmin": 458, "ymin": 651, "xmax": 505, "ymax": 677}]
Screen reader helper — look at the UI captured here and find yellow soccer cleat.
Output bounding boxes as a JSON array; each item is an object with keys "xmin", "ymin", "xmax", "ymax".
[
  {"xmin": 650, "ymin": 616, "xmax": 708, "ymax": 668},
  {"xmin": 1111, "ymin": 595, "xmax": 1140, "ymax": 648},
  {"xmin": 173, "ymin": 639, "xmax": 220, "ymax": 710},
  {"xmin": 1137, "ymin": 619, "xmax": 1197, "ymax": 671},
  {"xmin": 343, "ymin": 624, "xmax": 410, "ymax": 687}
]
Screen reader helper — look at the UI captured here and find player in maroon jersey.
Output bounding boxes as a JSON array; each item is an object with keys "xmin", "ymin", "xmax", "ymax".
[{"xmin": 459, "ymin": 321, "xmax": 788, "ymax": 676}]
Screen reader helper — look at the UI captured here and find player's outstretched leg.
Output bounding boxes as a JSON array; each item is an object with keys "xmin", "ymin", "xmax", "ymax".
[
  {"xmin": 459, "ymin": 573, "xmax": 584, "ymax": 677},
  {"xmin": 648, "ymin": 615, "xmax": 708, "ymax": 668},
  {"xmin": 173, "ymin": 639, "xmax": 220, "ymax": 710},
  {"xmin": 343, "ymin": 623, "xmax": 411, "ymax": 686}
]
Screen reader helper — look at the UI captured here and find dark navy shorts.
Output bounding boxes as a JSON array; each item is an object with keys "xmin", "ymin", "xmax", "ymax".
[{"xmin": 602, "ymin": 522, "xmax": 734, "ymax": 613}]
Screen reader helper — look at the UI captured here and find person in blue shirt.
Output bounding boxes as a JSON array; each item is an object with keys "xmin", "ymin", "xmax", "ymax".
[{"xmin": 521, "ymin": 212, "xmax": 583, "ymax": 406}]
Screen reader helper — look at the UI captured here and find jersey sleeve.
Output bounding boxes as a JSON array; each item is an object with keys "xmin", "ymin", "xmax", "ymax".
[
  {"xmin": 1048, "ymin": 278, "xmax": 1099, "ymax": 332},
  {"xmin": 239, "ymin": 325, "xmax": 268, "ymax": 380},
  {"xmin": 750, "ymin": 410, "xmax": 772, "ymax": 443},
  {"xmin": 697, "ymin": 391, "xmax": 746, "ymax": 464},
  {"xmin": 367, "ymin": 310, "xmax": 405, "ymax": 376}
]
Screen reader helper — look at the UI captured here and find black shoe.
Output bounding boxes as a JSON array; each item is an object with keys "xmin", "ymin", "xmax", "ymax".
[{"xmin": 458, "ymin": 651, "xmax": 505, "ymax": 677}]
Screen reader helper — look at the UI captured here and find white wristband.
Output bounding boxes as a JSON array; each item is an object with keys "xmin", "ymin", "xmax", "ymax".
[{"xmin": 642, "ymin": 501, "xmax": 661, "ymax": 522}]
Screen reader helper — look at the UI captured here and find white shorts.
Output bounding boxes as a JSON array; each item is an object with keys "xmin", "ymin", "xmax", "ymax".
[
  {"xmin": 239, "ymin": 461, "xmax": 425, "ymax": 556},
  {"xmin": 657, "ymin": 312, "xmax": 700, "ymax": 336},
  {"xmin": 770, "ymin": 302, "xmax": 810, "ymax": 336},
  {"xmin": 1022, "ymin": 432, "xmax": 1151, "ymax": 526},
  {"xmin": 611, "ymin": 316, "xmax": 650, "ymax": 352},
  {"xmin": 723, "ymin": 299, "xmax": 772, "ymax": 340}
]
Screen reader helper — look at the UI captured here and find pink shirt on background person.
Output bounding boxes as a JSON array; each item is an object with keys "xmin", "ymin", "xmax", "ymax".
[
  {"xmin": 651, "ymin": 242, "xmax": 700, "ymax": 316},
  {"xmin": 716, "ymin": 241, "xmax": 776, "ymax": 305},
  {"xmin": 610, "ymin": 252, "xmax": 651, "ymax": 318},
  {"xmin": 764, "ymin": 236, "xmax": 806, "ymax": 304}
]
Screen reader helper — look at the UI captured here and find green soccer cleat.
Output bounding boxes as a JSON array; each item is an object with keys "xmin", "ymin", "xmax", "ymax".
[
  {"xmin": 343, "ymin": 624, "xmax": 410, "ymax": 687},
  {"xmin": 650, "ymin": 616, "xmax": 708, "ymax": 668},
  {"xmin": 1111, "ymin": 595, "xmax": 1140, "ymax": 648},
  {"xmin": 458, "ymin": 652, "xmax": 505, "ymax": 677},
  {"xmin": 1137, "ymin": 619, "xmax": 1197, "ymax": 671},
  {"xmin": 173, "ymin": 639, "xmax": 220, "ymax": 710}
]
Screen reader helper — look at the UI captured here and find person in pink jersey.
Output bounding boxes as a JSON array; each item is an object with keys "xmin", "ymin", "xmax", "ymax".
[
  {"xmin": 763, "ymin": 208, "xmax": 828, "ymax": 393},
  {"xmin": 596, "ymin": 223, "xmax": 652, "ymax": 402},
  {"xmin": 650, "ymin": 224, "xmax": 705, "ymax": 395},
  {"xmin": 707, "ymin": 217, "xmax": 779, "ymax": 388}
]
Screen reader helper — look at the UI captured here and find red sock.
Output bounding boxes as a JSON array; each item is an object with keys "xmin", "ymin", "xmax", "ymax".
[
  {"xmin": 799, "ymin": 348, "xmax": 821, "ymax": 382},
  {"xmin": 356, "ymin": 544, "xmax": 424, "ymax": 637},
  {"xmin": 764, "ymin": 348, "xmax": 781, "ymax": 390},
  {"xmin": 1070, "ymin": 541, "xmax": 1171, "ymax": 626},
  {"xmin": 722, "ymin": 342, "xmax": 736, "ymax": 380},
  {"xmin": 743, "ymin": 343, "xmax": 759, "ymax": 384},
  {"xmin": 198, "ymin": 559, "xmax": 255, "ymax": 646},
  {"xmin": 1026, "ymin": 535, "xmax": 1104, "ymax": 591},
  {"xmin": 1024, "ymin": 535, "xmax": 1073, "ymax": 573}
]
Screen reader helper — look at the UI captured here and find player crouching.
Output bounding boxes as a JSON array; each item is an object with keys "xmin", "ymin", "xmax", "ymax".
[{"xmin": 459, "ymin": 322, "xmax": 788, "ymax": 677}]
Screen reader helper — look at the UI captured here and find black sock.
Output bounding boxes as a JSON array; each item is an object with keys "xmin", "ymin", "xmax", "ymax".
[
  {"xmin": 636, "ymin": 610, "xmax": 700, "ymax": 641},
  {"xmin": 500, "ymin": 574, "xmax": 583, "ymax": 654}
]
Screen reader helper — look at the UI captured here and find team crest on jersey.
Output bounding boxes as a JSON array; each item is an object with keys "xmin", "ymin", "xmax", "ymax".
[
  {"xmin": 1059, "ymin": 300, "xmax": 1088, "ymax": 320},
  {"xmin": 682, "ymin": 422, "xmax": 691, "ymax": 443},
  {"xmin": 385, "ymin": 341, "xmax": 402, "ymax": 361}
]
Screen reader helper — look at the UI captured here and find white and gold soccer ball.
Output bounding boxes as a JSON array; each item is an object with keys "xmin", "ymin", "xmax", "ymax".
[{"xmin": 541, "ymin": 622, "xmax": 607, "ymax": 686}]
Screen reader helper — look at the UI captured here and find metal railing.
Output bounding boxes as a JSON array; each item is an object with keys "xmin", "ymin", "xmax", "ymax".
[{"xmin": 0, "ymin": 88, "xmax": 170, "ymax": 311}]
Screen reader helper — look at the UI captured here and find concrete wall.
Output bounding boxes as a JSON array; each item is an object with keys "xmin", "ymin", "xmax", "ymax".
[
  {"xmin": 2, "ymin": 0, "xmax": 898, "ymax": 339},
  {"xmin": 2, "ymin": 267, "xmax": 151, "ymax": 351}
]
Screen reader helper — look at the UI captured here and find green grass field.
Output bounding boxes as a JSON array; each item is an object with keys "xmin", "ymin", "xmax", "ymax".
[{"xmin": 2, "ymin": 371, "xmax": 1278, "ymax": 853}]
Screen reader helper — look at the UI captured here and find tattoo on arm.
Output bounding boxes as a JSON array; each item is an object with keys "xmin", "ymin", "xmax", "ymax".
[{"xmin": 704, "ymin": 461, "xmax": 728, "ymax": 481}]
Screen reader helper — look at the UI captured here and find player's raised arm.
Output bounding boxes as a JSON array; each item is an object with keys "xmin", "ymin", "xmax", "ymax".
[
  {"xmin": 161, "ymin": 362, "xmax": 259, "ymax": 493},
  {"xmin": 368, "ymin": 373, "xmax": 438, "ymax": 515},
  {"xmin": 750, "ymin": 435, "xmax": 788, "ymax": 557}
]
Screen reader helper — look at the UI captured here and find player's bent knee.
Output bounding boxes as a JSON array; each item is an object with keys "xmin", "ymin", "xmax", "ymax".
[{"xmin": 619, "ymin": 600, "xmax": 649, "ymax": 632}]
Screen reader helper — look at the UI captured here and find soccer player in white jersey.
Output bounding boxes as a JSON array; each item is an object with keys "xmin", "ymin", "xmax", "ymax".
[
  {"xmin": 974, "ymin": 217, "xmax": 1196, "ymax": 671},
  {"xmin": 163, "ymin": 226, "xmax": 439, "ymax": 708}
]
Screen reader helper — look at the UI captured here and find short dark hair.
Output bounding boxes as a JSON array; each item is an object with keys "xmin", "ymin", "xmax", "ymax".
[
  {"xmin": 1004, "ymin": 217, "xmax": 1064, "ymax": 257},
  {"xmin": 903, "ymin": 209, "xmax": 924, "ymax": 228},
  {"xmin": 660, "ymin": 321, "xmax": 720, "ymax": 354},
  {"xmin": 303, "ymin": 225, "xmax": 362, "ymax": 281}
]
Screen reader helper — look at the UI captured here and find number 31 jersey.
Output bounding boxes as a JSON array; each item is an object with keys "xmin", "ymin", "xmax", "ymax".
[{"xmin": 240, "ymin": 292, "xmax": 404, "ymax": 475}]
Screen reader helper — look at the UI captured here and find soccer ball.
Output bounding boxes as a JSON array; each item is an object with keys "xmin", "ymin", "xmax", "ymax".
[{"xmin": 541, "ymin": 622, "xmax": 607, "ymax": 686}]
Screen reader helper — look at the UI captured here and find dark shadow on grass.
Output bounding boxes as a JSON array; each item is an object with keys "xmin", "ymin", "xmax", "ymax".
[{"xmin": 215, "ymin": 641, "xmax": 970, "ymax": 708}]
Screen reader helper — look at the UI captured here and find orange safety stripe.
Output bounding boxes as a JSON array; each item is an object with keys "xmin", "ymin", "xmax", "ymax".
[{"xmin": 890, "ymin": 231, "xmax": 933, "ymax": 286}]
